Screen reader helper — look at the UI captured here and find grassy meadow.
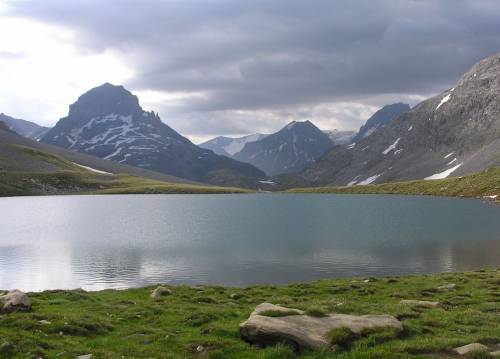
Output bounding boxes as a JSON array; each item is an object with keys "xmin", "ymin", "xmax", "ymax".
[{"xmin": 1, "ymin": 269, "xmax": 499, "ymax": 358}]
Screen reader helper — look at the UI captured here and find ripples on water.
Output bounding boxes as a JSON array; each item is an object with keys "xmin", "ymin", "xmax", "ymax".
[{"xmin": 0, "ymin": 194, "xmax": 499, "ymax": 291}]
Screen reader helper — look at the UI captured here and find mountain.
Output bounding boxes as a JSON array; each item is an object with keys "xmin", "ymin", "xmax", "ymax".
[
  {"xmin": 41, "ymin": 83, "xmax": 265, "ymax": 186},
  {"xmin": 280, "ymin": 53, "xmax": 500, "ymax": 188},
  {"xmin": 352, "ymin": 103, "xmax": 410, "ymax": 143},
  {"xmin": 323, "ymin": 130, "xmax": 356, "ymax": 145},
  {"xmin": 199, "ymin": 133, "xmax": 267, "ymax": 157},
  {"xmin": 233, "ymin": 120, "xmax": 333, "ymax": 176},
  {"xmin": 0, "ymin": 113, "xmax": 50, "ymax": 140}
]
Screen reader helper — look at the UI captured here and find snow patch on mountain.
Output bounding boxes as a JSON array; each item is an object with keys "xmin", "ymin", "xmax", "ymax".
[
  {"xmin": 425, "ymin": 163, "xmax": 463, "ymax": 180},
  {"xmin": 436, "ymin": 94, "xmax": 451, "ymax": 110},
  {"xmin": 382, "ymin": 137, "xmax": 400, "ymax": 155}
]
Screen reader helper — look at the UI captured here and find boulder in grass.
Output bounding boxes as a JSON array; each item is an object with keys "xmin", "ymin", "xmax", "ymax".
[
  {"xmin": 240, "ymin": 303, "xmax": 402, "ymax": 351},
  {"xmin": 399, "ymin": 300, "xmax": 440, "ymax": 308},
  {"xmin": 151, "ymin": 286, "xmax": 172, "ymax": 301},
  {"xmin": 453, "ymin": 343, "xmax": 488, "ymax": 355},
  {"xmin": 0, "ymin": 290, "xmax": 31, "ymax": 312},
  {"xmin": 437, "ymin": 283, "xmax": 456, "ymax": 290}
]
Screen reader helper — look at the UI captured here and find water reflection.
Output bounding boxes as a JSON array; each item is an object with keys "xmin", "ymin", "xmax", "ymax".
[{"xmin": 0, "ymin": 194, "xmax": 499, "ymax": 291}]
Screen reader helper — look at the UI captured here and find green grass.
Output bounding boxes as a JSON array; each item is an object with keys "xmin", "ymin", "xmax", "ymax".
[
  {"xmin": 0, "ymin": 145, "xmax": 252, "ymax": 196},
  {"xmin": 0, "ymin": 269, "xmax": 498, "ymax": 358},
  {"xmin": 0, "ymin": 171, "xmax": 251, "ymax": 196},
  {"xmin": 286, "ymin": 167, "xmax": 500, "ymax": 200}
]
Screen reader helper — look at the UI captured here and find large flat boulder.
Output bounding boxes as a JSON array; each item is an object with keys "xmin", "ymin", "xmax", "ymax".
[
  {"xmin": 0, "ymin": 290, "xmax": 31, "ymax": 312},
  {"xmin": 453, "ymin": 343, "xmax": 489, "ymax": 355},
  {"xmin": 239, "ymin": 303, "xmax": 402, "ymax": 351}
]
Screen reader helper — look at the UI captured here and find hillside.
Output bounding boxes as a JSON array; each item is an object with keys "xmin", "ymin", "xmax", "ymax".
[
  {"xmin": 280, "ymin": 53, "xmax": 500, "ymax": 188},
  {"xmin": 41, "ymin": 83, "xmax": 265, "ymax": 187},
  {"xmin": 0, "ymin": 128, "xmax": 249, "ymax": 196},
  {"xmin": 0, "ymin": 113, "xmax": 49, "ymax": 140},
  {"xmin": 287, "ymin": 167, "xmax": 500, "ymax": 200}
]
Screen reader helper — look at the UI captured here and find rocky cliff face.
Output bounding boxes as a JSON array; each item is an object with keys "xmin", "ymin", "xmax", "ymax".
[
  {"xmin": 234, "ymin": 120, "xmax": 333, "ymax": 176},
  {"xmin": 41, "ymin": 83, "xmax": 265, "ymax": 185},
  {"xmin": 280, "ymin": 53, "xmax": 500, "ymax": 187}
]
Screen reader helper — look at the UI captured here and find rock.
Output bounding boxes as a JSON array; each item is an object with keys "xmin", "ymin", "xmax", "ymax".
[
  {"xmin": 0, "ymin": 290, "xmax": 32, "ymax": 312},
  {"xmin": 399, "ymin": 300, "xmax": 440, "ymax": 308},
  {"xmin": 151, "ymin": 286, "xmax": 172, "ymax": 301},
  {"xmin": 240, "ymin": 303, "xmax": 402, "ymax": 351},
  {"xmin": 75, "ymin": 355, "xmax": 92, "ymax": 359},
  {"xmin": 39, "ymin": 320, "xmax": 51, "ymax": 325},
  {"xmin": 0, "ymin": 341, "xmax": 13, "ymax": 355},
  {"xmin": 453, "ymin": 343, "xmax": 488, "ymax": 355},
  {"xmin": 437, "ymin": 283, "xmax": 456, "ymax": 290},
  {"xmin": 196, "ymin": 345, "xmax": 204, "ymax": 352},
  {"xmin": 490, "ymin": 350, "xmax": 500, "ymax": 357}
]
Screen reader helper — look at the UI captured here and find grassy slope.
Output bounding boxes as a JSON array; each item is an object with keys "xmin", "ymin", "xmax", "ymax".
[
  {"xmin": 286, "ymin": 167, "xmax": 500, "ymax": 199},
  {"xmin": 0, "ymin": 269, "xmax": 499, "ymax": 358},
  {"xmin": 0, "ymin": 146, "xmax": 250, "ymax": 196}
]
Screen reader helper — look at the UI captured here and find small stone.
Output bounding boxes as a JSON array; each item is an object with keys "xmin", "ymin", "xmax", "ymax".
[
  {"xmin": 0, "ymin": 290, "xmax": 32, "ymax": 312},
  {"xmin": 196, "ymin": 345, "xmax": 204, "ymax": 352},
  {"xmin": 453, "ymin": 343, "xmax": 488, "ymax": 355},
  {"xmin": 151, "ymin": 286, "xmax": 172, "ymax": 301},
  {"xmin": 0, "ymin": 341, "xmax": 13, "ymax": 354},
  {"xmin": 75, "ymin": 355, "xmax": 92, "ymax": 359},
  {"xmin": 399, "ymin": 300, "xmax": 440, "ymax": 308},
  {"xmin": 437, "ymin": 283, "xmax": 456, "ymax": 290},
  {"xmin": 39, "ymin": 320, "xmax": 51, "ymax": 325}
]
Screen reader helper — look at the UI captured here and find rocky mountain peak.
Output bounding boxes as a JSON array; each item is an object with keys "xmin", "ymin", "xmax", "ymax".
[
  {"xmin": 68, "ymin": 83, "xmax": 143, "ymax": 120},
  {"xmin": 41, "ymin": 84, "xmax": 265, "ymax": 185}
]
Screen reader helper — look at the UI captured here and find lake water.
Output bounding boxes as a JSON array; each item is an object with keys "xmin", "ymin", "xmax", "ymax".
[{"xmin": 1, "ymin": 194, "xmax": 499, "ymax": 291}]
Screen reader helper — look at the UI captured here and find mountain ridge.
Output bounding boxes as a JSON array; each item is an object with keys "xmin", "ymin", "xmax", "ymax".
[
  {"xmin": 41, "ymin": 83, "xmax": 265, "ymax": 187},
  {"xmin": 278, "ymin": 52, "xmax": 500, "ymax": 188}
]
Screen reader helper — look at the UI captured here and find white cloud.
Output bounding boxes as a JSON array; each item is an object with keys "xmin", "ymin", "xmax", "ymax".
[{"xmin": 0, "ymin": 13, "xmax": 132, "ymax": 125}]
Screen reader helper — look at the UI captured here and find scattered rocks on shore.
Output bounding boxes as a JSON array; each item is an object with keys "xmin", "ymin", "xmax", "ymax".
[
  {"xmin": 399, "ymin": 300, "xmax": 440, "ymax": 308},
  {"xmin": 240, "ymin": 303, "xmax": 402, "ymax": 351},
  {"xmin": 0, "ymin": 290, "xmax": 31, "ymax": 312},
  {"xmin": 453, "ymin": 343, "xmax": 489, "ymax": 355},
  {"xmin": 151, "ymin": 286, "xmax": 172, "ymax": 301}
]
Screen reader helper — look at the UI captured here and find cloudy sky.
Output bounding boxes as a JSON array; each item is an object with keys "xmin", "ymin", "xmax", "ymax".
[{"xmin": 1, "ymin": 0, "xmax": 500, "ymax": 143}]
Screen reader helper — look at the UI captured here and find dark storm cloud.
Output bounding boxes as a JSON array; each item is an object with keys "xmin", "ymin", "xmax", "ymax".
[{"xmin": 6, "ymin": 0, "xmax": 500, "ymax": 136}]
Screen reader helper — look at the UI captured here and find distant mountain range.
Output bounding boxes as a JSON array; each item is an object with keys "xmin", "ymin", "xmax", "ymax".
[
  {"xmin": 323, "ymin": 129, "xmax": 356, "ymax": 145},
  {"xmin": 280, "ymin": 52, "xmax": 500, "ymax": 188},
  {"xmin": 40, "ymin": 83, "xmax": 264, "ymax": 187},
  {"xmin": 200, "ymin": 134, "xmax": 268, "ymax": 157},
  {"xmin": 201, "ymin": 126, "xmax": 356, "ymax": 176},
  {"xmin": 3, "ymin": 52, "xmax": 499, "ymax": 189},
  {"xmin": 233, "ymin": 121, "xmax": 334, "ymax": 176},
  {"xmin": 0, "ymin": 113, "xmax": 49, "ymax": 140}
]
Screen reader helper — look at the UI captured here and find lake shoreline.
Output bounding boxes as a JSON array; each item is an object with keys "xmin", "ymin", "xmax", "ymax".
[{"xmin": 1, "ymin": 268, "xmax": 498, "ymax": 358}]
